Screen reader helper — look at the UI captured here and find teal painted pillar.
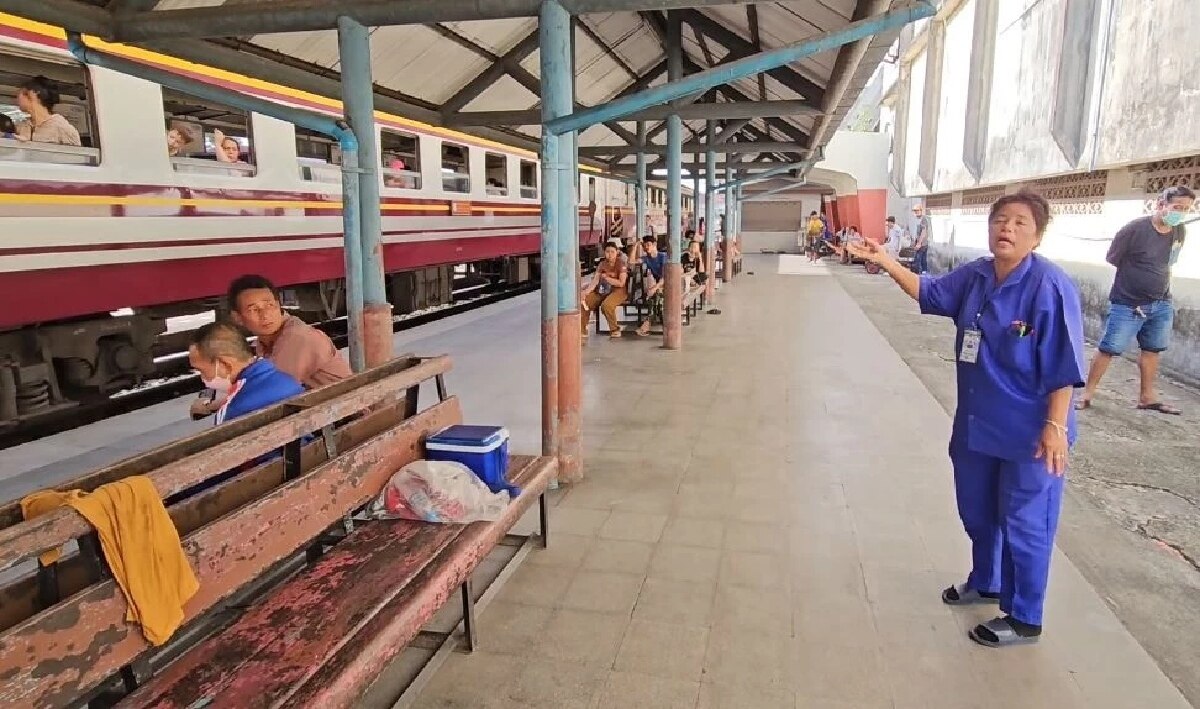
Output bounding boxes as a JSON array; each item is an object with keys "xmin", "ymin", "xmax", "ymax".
[
  {"xmin": 540, "ymin": 0, "xmax": 581, "ymax": 482},
  {"xmin": 704, "ymin": 122, "xmax": 716, "ymax": 302},
  {"xmin": 636, "ymin": 121, "xmax": 647, "ymax": 239},
  {"xmin": 723, "ymin": 164, "xmax": 733, "ymax": 283},
  {"xmin": 337, "ymin": 16, "xmax": 392, "ymax": 367},
  {"xmin": 692, "ymin": 152, "xmax": 701, "ymax": 234},
  {"xmin": 663, "ymin": 11, "xmax": 683, "ymax": 350}
]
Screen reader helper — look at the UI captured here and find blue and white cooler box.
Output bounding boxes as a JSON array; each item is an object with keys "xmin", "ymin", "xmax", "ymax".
[{"xmin": 424, "ymin": 425, "xmax": 520, "ymax": 496}]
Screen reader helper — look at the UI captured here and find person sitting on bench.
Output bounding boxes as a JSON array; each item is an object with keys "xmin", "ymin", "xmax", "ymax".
[
  {"xmin": 682, "ymin": 235, "xmax": 708, "ymax": 288},
  {"xmin": 636, "ymin": 235, "xmax": 666, "ymax": 337},
  {"xmin": 175, "ymin": 322, "xmax": 305, "ymax": 502},
  {"xmin": 582, "ymin": 242, "xmax": 628, "ymax": 340}
]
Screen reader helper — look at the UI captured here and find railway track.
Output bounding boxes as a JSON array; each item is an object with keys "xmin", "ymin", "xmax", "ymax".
[{"xmin": 0, "ymin": 282, "xmax": 537, "ymax": 452}]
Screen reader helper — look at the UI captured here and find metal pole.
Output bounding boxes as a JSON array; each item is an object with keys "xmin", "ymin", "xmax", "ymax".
[
  {"xmin": 692, "ymin": 152, "xmax": 701, "ymax": 234},
  {"xmin": 662, "ymin": 11, "xmax": 684, "ymax": 350},
  {"xmin": 545, "ymin": 1, "xmax": 937, "ymax": 134},
  {"xmin": 723, "ymin": 164, "xmax": 733, "ymax": 284},
  {"xmin": 337, "ymin": 16, "xmax": 392, "ymax": 369},
  {"xmin": 636, "ymin": 122, "xmax": 647, "ymax": 240},
  {"xmin": 539, "ymin": 0, "xmax": 561, "ymax": 475},
  {"xmin": 704, "ymin": 121, "xmax": 717, "ymax": 303},
  {"xmin": 553, "ymin": 2, "xmax": 583, "ymax": 483}
]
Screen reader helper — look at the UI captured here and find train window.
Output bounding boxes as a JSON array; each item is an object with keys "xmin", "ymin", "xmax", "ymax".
[
  {"xmin": 0, "ymin": 52, "xmax": 98, "ymax": 166},
  {"xmin": 588, "ymin": 176, "xmax": 596, "ymax": 203},
  {"xmin": 163, "ymin": 89, "xmax": 255, "ymax": 177},
  {"xmin": 381, "ymin": 129, "xmax": 421, "ymax": 189},
  {"xmin": 441, "ymin": 141, "xmax": 469, "ymax": 193},
  {"xmin": 295, "ymin": 126, "xmax": 341, "ymax": 183},
  {"xmin": 519, "ymin": 159, "xmax": 537, "ymax": 199},
  {"xmin": 484, "ymin": 152, "xmax": 507, "ymax": 196}
]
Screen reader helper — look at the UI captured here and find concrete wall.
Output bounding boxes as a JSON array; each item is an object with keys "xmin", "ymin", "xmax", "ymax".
[{"xmin": 815, "ymin": 130, "xmax": 904, "ymax": 242}]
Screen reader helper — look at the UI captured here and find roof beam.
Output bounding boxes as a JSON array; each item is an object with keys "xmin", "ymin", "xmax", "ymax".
[
  {"xmin": 577, "ymin": 18, "xmax": 640, "ymax": 80},
  {"xmin": 445, "ymin": 100, "xmax": 817, "ymax": 126},
  {"xmin": 679, "ymin": 9, "xmax": 826, "ymax": 105},
  {"xmin": 711, "ymin": 76, "xmax": 808, "ymax": 144},
  {"xmin": 107, "ymin": 0, "xmax": 160, "ymax": 12},
  {"xmin": 440, "ymin": 29, "xmax": 540, "ymax": 115},
  {"xmin": 746, "ymin": 5, "xmax": 768, "ymax": 104},
  {"xmin": 2, "ymin": 0, "xmax": 110, "ymax": 36},
  {"xmin": 110, "ymin": 0, "xmax": 759, "ymax": 42},
  {"xmin": 582, "ymin": 140, "xmax": 803, "ymax": 157}
]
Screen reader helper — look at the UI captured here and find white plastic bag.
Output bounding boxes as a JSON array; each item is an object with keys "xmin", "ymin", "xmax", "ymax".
[{"xmin": 368, "ymin": 460, "xmax": 511, "ymax": 524}]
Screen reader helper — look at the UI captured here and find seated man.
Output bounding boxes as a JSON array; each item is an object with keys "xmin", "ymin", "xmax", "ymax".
[
  {"xmin": 176, "ymin": 322, "xmax": 305, "ymax": 501},
  {"xmin": 636, "ymin": 235, "xmax": 666, "ymax": 337}
]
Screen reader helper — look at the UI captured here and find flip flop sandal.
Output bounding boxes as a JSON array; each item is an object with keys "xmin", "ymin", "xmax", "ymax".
[
  {"xmin": 941, "ymin": 584, "xmax": 999, "ymax": 606},
  {"xmin": 968, "ymin": 617, "xmax": 1040, "ymax": 648},
  {"xmin": 1137, "ymin": 402, "xmax": 1181, "ymax": 415},
  {"xmin": 1074, "ymin": 398, "xmax": 1092, "ymax": 411}
]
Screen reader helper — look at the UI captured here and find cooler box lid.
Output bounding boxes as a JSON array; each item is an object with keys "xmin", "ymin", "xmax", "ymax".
[{"xmin": 426, "ymin": 425, "xmax": 509, "ymax": 452}]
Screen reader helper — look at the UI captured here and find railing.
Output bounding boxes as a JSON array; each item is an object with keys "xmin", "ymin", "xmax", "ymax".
[
  {"xmin": 300, "ymin": 159, "xmax": 342, "ymax": 184},
  {"xmin": 442, "ymin": 173, "xmax": 469, "ymax": 193},
  {"xmin": 382, "ymin": 167, "xmax": 422, "ymax": 190},
  {"xmin": 0, "ymin": 138, "xmax": 100, "ymax": 166}
]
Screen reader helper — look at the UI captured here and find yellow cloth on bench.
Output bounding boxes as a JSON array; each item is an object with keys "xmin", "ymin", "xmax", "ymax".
[
  {"xmin": 20, "ymin": 477, "xmax": 200, "ymax": 646},
  {"xmin": 20, "ymin": 489, "xmax": 83, "ymax": 565}
]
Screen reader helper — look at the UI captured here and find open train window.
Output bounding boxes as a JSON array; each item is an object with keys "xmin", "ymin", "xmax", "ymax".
[
  {"xmin": 441, "ymin": 141, "xmax": 469, "ymax": 193},
  {"xmin": 295, "ymin": 126, "xmax": 341, "ymax": 183},
  {"xmin": 381, "ymin": 129, "xmax": 420, "ymax": 189},
  {"xmin": 163, "ymin": 89, "xmax": 255, "ymax": 177},
  {"xmin": 484, "ymin": 152, "xmax": 507, "ymax": 196},
  {"xmin": 0, "ymin": 52, "xmax": 98, "ymax": 166},
  {"xmin": 519, "ymin": 159, "xmax": 537, "ymax": 199}
]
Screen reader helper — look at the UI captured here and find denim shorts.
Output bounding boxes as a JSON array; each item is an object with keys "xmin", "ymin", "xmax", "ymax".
[{"xmin": 1098, "ymin": 300, "xmax": 1174, "ymax": 355}]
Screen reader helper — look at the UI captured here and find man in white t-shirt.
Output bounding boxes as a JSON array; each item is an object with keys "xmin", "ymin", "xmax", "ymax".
[{"xmin": 884, "ymin": 216, "xmax": 904, "ymax": 258}]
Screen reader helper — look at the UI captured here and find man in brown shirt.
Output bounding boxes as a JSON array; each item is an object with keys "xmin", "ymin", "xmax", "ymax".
[{"xmin": 226, "ymin": 275, "xmax": 353, "ymax": 389}]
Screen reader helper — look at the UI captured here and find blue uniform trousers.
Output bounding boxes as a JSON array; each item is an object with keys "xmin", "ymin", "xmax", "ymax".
[{"xmin": 950, "ymin": 444, "xmax": 1065, "ymax": 626}]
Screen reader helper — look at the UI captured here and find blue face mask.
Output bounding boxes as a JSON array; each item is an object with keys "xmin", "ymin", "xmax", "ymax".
[{"xmin": 1163, "ymin": 210, "xmax": 1186, "ymax": 228}]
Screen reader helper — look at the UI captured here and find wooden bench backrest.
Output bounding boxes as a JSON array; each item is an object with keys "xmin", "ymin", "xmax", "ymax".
[{"xmin": 0, "ymin": 357, "xmax": 460, "ymax": 709}]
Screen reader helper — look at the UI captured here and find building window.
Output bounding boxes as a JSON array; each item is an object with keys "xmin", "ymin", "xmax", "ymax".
[
  {"xmin": 381, "ymin": 129, "xmax": 421, "ymax": 189},
  {"xmin": 0, "ymin": 53, "xmax": 98, "ymax": 166},
  {"xmin": 484, "ymin": 152, "xmax": 507, "ymax": 196},
  {"xmin": 519, "ymin": 159, "xmax": 538, "ymax": 199},
  {"xmin": 163, "ymin": 89, "xmax": 255, "ymax": 177},
  {"xmin": 441, "ymin": 141, "xmax": 470, "ymax": 193}
]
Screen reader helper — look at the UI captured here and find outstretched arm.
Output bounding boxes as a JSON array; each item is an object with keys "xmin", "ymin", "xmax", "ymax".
[{"xmin": 848, "ymin": 240, "xmax": 919, "ymax": 300}]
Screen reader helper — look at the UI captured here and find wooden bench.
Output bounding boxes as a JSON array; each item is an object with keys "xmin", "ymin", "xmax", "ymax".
[
  {"xmin": 682, "ymin": 283, "xmax": 706, "ymax": 325},
  {"xmin": 0, "ymin": 356, "xmax": 556, "ymax": 709}
]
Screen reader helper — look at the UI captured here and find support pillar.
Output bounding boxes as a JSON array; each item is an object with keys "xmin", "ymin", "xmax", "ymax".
[
  {"xmin": 662, "ymin": 11, "xmax": 684, "ymax": 351},
  {"xmin": 338, "ymin": 16, "xmax": 392, "ymax": 369},
  {"xmin": 692, "ymin": 152, "xmax": 702, "ymax": 234},
  {"xmin": 542, "ymin": 0, "xmax": 581, "ymax": 482},
  {"xmin": 704, "ymin": 122, "xmax": 716, "ymax": 303},
  {"xmin": 538, "ymin": 1, "xmax": 562, "ymax": 466},
  {"xmin": 722, "ymin": 164, "xmax": 733, "ymax": 283},
  {"xmin": 636, "ymin": 122, "xmax": 647, "ymax": 240}
]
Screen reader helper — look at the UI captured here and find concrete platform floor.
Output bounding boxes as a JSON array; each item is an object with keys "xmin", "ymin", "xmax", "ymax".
[{"xmin": 413, "ymin": 254, "xmax": 1191, "ymax": 709}]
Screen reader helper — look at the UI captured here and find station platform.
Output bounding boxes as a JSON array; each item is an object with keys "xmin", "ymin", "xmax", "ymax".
[{"xmin": 409, "ymin": 255, "xmax": 1190, "ymax": 709}]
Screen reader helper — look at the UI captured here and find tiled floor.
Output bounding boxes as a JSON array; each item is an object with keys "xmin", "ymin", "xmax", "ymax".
[{"xmin": 420, "ymin": 255, "xmax": 1189, "ymax": 708}]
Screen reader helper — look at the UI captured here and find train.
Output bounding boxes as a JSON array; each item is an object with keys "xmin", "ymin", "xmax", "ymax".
[{"xmin": 0, "ymin": 13, "xmax": 695, "ymax": 426}]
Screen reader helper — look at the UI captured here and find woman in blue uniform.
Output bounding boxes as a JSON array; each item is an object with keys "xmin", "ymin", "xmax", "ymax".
[{"xmin": 848, "ymin": 191, "xmax": 1086, "ymax": 647}]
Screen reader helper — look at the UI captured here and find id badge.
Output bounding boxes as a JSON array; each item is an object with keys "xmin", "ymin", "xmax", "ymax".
[{"xmin": 959, "ymin": 328, "xmax": 981, "ymax": 364}]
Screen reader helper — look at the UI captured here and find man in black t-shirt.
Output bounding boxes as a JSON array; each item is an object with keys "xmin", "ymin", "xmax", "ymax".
[{"xmin": 1077, "ymin": 186, "xmax": 1194, "ymax": 414}]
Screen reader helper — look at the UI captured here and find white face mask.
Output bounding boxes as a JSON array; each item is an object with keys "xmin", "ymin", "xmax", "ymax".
[{"xmin": 202, "ymin": 362, "xmax": 232, "ymax": 393}]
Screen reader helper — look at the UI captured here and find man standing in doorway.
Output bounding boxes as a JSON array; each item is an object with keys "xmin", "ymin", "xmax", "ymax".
[
  {"xmin": 909, "ymin": 202, "xmax": 931, "ymax": 274},
  {"xmin": 1077, "ymin": 186, "xmax": 1194, "ymax": 414}
]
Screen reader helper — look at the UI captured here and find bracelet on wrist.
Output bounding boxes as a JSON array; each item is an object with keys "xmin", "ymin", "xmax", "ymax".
[{"xmin": 1044, "ymin": 419, "xmax": 1067, "ymax": 436}]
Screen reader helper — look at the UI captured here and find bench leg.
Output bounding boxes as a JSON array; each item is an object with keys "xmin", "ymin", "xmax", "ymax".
[
  {"xmin": 460, "ymin": 579, "xmax": 477, "ymax": 653},
  {"xmin": 538, "ymin": 492, "xmax": 550, "ymax": 549}
]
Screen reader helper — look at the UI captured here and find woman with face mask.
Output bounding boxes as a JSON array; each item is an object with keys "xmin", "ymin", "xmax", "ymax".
[{"xmin": 848, "ymin": 190, "xmax": 1087, "ymax": 648}]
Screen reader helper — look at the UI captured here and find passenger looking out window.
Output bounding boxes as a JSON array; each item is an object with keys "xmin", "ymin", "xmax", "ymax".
[
  {"xmin": 166, "ymin": 122, "xmax": 197, "ymax": 157},
  {"xmin": 14, "ymin": 76, "xmax": 81, "ymax": 146},
  {"xmin": 213, "ymin": 129, "xmax": 247, "ymax": 164},
  {"xmin": 226, "ymin": 274, "xmax": 353, "ymax": 391}
]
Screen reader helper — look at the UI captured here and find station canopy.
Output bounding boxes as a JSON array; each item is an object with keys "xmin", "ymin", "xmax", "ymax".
[{"xmin": 18, "ymin": 0, "xmax": 904, "ymax": 173}]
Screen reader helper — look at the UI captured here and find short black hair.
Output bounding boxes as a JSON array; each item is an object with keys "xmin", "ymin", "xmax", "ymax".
[
  {"xmin": 641, "ymin": 234, "xmax": 657, "ymax": 244},
  {"xmin": 809, "ymin": 211, "xmax": 818, "ymax": 216},
  {"xmin": 684, "ymin": 229, "xmax": 696, "ymax": 240},
  {"xmin": 227, "ymin": 274, "xmax": 278, "ymax": 311},
  {"xmin": 989, "ymin": 189, "xmax": 1052, "ymax": 235},
  {"xmin": 603, "ymin": 241, "xmax": 619, "ymax": 250},
  {"xmin": 0, "ymin": 114, "xmax": 14, "ymax": 134},
  {"xmin": 19, "ymin": 76, "xmax": 60, "ymax": 110},
  {"xmin": 886, "ymin": 216, "xmax": 896, "ymax": 223},
  {"xmin": 190, "ymin": 322, "xmax": 253, "ymax": 361},
  {"xmin": 1161, "ymin": 185, "xmax": 1196, "ymax": 203}
]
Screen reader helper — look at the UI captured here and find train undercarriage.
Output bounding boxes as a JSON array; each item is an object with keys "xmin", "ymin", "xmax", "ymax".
[{"xmin": 0, "ymin": 254, "xmax": 541, "ymax": 429}]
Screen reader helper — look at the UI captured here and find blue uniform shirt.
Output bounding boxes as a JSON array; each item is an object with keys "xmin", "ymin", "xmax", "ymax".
[
  {"xmin": 919, "ymin": 254, "xmax": 1086, "ymax": 462},
  {"xmin": 642, "ymin": 252, "xmax": 666, "ymax": 281}
]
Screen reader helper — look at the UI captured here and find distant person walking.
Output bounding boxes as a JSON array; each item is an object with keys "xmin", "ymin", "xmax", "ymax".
[
  {"xmin": 1076, "ymin": 186, "xmax": 1194, "ymax": 414},
  {"xmin": 805, "ymin": 211, "xmax": 824, "ymax": 262},
  {"xmin": 849, "ymin": 190, "xmax": 1086, "ymax": 648},
  {"xmin": 910, "ymin": 203, "xmax": 931, "ymax": 274}
]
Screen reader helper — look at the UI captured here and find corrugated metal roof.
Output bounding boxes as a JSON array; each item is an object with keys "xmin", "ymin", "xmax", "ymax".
[{"xmin": 56, "ymin": 0, "xmax": 909, "ymax": 166}]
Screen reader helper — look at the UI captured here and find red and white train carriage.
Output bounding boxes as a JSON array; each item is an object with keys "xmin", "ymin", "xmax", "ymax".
[{"xmin": 0, "ymin": 13, "xmax": 689, "ymax": 425}]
